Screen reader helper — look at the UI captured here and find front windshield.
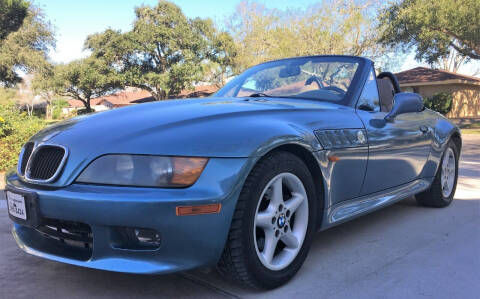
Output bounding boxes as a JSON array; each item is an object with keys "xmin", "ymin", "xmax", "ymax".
[{"xmin": 214, "ymin": 57, "xmax": 360, "ymax": 102}]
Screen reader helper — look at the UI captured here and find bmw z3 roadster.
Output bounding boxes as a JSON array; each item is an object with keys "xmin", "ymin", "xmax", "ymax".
[{"xmin": 5, "ymin": 55, "xmax": 461, "ymax": 289}]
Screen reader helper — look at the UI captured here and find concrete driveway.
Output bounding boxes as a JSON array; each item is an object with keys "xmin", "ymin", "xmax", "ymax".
[{"xmin": 1, "ymin": 135, "xmax": 479, "ymax": 299}]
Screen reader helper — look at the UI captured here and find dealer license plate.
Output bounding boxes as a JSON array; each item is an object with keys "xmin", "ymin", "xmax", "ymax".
[{"xmin": 7, "ymin": 191, "xmax": 27, "ymax": 220}]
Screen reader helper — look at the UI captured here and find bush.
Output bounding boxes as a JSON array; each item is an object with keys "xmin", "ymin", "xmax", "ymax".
[
  {"xmin": 0, "ymin": 114, "xmax": 14, "ymax": 137},
  {"xmin": 0, "ymin": 103, "xmax": 46, "ymax": 172},
  {"xmin": 51, "ymin": 99, "xmax": 69, "ymax": 119},
  {"xmin": 423, "ymin": 92, "xmax": 453, "ymax": 115},
  {"xmin": 0, "ymin": 87, "xmax": 16, "ymax": 105},
  {"xmin": 76, "ymin": 108, "xmax": 92, "ymax": 115}
]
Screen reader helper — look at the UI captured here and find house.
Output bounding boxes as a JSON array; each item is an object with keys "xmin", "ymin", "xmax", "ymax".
[
  {"xmin": 65, "ymin": 89, "xmax": 155, "ymax": 114},
  {"xmin": 16, "ymin": 74, "xmax": 48, "ymax": 114},
  {"xmin": 65, "ymin": 85, "xmax": 219, "ymax": 114},
  {"xmin": 174, "ymin": 85, "xmax": 219, "ymax": 99},
  {"xmin": 395, "ymin": 67, "xmax": 480, "ymax": 119}
]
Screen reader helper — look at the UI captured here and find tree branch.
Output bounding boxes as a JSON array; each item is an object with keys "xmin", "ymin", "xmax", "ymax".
[{"xmin": 450, "ymin": 42, "xmax": 480, "ymax": 60}]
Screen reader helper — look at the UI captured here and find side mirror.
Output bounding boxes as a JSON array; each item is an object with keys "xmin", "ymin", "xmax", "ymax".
[{"xmin": 384, "ymin": 92, "xmax": 423, "ymax": 122}]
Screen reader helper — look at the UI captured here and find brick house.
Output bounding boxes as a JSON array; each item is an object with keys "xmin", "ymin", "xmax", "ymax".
[
  {"xmin": 65, "ymin": 85, "xmax": 219, "ymax": 114},
  {"xmin": 395, "ymin": 67, "xmax": 480, "ymax": 118}
]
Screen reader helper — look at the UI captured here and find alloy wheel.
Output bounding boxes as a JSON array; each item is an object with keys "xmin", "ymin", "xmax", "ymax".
[
  {"xmin": 253, "ymin": 172, "xmax": 309, "ymax": 271},
  {"xmin": 441, "ymin": 147, "xmax": 456, "ymax": 198}
]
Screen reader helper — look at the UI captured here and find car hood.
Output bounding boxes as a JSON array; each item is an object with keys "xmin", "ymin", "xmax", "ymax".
[
  {"xmin": 27, "ymin": 97, "xmax": 363, "ymax": 186},
  {"xmin": 33, "ymin": 97, "xmax": 365, "ymax": 155}
]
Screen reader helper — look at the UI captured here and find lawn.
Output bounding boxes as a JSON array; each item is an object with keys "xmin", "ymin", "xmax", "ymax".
[{"xmin": 460, "ymin": 123, "xmax": 480, "ymax": 134}]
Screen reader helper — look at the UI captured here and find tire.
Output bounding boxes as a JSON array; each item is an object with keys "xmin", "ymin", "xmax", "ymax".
[
  {"xmin": 218, "ymin": 151, "xmax": 318, "ymax": 289},
  {"xmin": 416, "ymin": 140, "xmax": 459, "ymax": 207}
]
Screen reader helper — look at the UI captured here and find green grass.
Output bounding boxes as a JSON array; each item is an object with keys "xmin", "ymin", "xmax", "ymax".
[
  {"xmin": 459, "ymin": 122, "xmax": 480, "ymax": 134},
  {"xmin": 461, "ymin": 129, "xmax": 480, "ymax": 134},
  {"xmin": 460, "ymin": 123, "xmax": 480, "ymax": 129}
]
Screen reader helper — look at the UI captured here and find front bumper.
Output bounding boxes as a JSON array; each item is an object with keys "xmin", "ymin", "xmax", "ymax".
[{"xmin": 6, "ymin": 157, "xmax": 252, "ymax": 274}]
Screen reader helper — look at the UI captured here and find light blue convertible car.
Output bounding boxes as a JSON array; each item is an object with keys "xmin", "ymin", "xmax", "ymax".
[{"xmin": 5, "ymin": 55, "xmax": 461, "ymax": 289}]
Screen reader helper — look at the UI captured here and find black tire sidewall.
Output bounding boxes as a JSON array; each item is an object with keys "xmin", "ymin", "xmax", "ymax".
[{"xmin": 240, "ymin": 152, "xmax": 318, "ymax": 288}]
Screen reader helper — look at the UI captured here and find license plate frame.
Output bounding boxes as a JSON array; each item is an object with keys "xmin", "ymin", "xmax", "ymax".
[{"xmin": 5, "ymin": 186, "xmax": 41, "ymax": 228}]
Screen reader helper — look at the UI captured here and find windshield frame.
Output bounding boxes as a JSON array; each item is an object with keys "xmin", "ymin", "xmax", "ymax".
[{"xmin": 213, "ymin": 55, "xmax": 369, "ymax": 107}]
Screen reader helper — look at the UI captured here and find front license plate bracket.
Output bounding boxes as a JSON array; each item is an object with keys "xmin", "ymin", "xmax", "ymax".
[{"xmin": 5, "ymin": 186, "xmax": 42, "ymax": 228}]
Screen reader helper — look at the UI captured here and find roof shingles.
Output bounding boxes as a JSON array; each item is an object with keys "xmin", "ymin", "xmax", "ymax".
[
  {"xmin": 68, "ymin": 90, "xmax": 154, "ymax": 108},
  {"xmin": 68, "ymin": 85, "xmax": 219, "ymax": 108},
  {"xmin": 395, "ymin": 67, "xmax": 480, "ymax": 85}
]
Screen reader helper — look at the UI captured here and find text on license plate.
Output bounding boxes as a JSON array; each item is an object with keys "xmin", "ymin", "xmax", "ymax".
[{"xmin": 7, "ymin": 191, "xmax": 27, "ymax": 220}]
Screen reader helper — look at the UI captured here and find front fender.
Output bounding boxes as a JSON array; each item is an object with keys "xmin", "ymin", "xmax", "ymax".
[{"xmin": 421, "ymin": 109, "xmax": 461, "ymax": 178}]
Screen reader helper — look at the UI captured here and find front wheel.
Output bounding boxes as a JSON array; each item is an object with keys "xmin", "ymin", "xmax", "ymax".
[
  {"xmin": 416, "ymin": 140, "xmax": 459, "ymax": 207},
  {"xmin": 218, "ymin": 151, "xmax": 317, "ymax": 289}
]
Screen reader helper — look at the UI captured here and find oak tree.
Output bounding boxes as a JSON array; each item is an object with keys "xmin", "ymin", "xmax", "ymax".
[
  {"xmin": 86, "ymin": 0, "xmax": 236, "ymax": 100},
  {"xmin": 0, "ymin": 1, "xmax": 54, "ymax": 86},
  {"xmin": 43, "ymin": 57, "xmax": 121, "ymax": 112},
  {"xmin": 379, "ymin": 0, "xmax": 480, "ymax": 64}
]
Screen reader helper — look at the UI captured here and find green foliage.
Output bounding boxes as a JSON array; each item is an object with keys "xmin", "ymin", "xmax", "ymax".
[
  {"xmin": 228, "ymin": 0, "xmax": 399, "ymax": 72},
  {"xmin": 51, "ymin": 99, "xmax": 68, "ymax": 119},
  {"xmin": 0, "ymin": 1, "xmax": 54, "ymax": 86},
  {"xmin": 37, "ymin": 57, "xmax": 121, "ymax": 112},
  {"xmin": 379, "ymin": 0, "xmax": 480, "ymax": 64},
  {"xmin": 85, "ymin": 0, "xmax": 236, "ymax": 99},
  {"xmin": 0, "ymin": 87, "xmax": 16, "ymax": 105},
  {"xmin": 0, "ymin": 103, "xmax": 46, "ymax": 171},
  {"xmin": 0, "ymin": 112, "xmax": 13, "ymax": 137},
  {"xmin": 200, "ymin": 28, "xmax": 238, "ymax": 87},
  {"xmin": 423, "ymin": 92, "xmax": 453, "ymax": 115},
  {"xmin": 0, "ymin": 0, "xmax": 28, "ymax": 41}
]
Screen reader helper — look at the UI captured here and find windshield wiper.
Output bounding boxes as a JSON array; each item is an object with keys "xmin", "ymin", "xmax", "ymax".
[{"xmin": 247, "ymin": 92, "xmax": 273, "ymax": 97}]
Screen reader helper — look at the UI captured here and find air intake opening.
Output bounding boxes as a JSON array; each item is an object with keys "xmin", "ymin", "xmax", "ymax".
[
  {"xmin": 38, "ymin": 218, "xmax": 93, "ymax": 250},
  {"xmin": 27, "ymin": 145, "xmax": 66, "ymax": 181}
]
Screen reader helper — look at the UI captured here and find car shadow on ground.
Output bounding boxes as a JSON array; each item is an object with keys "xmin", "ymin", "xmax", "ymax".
[{"xmin": 2, "ymin": 195, "xmax": 478, "ymax": 299}]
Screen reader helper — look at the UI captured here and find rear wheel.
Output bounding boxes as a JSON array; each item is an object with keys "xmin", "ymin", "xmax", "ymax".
[
  {"xmin": 218, "ymin": 151, "xmax": 317, "ymax": 289},
  {"xmin": 416, "ymin": 140, "xmax": 459, "ymax": 207}
]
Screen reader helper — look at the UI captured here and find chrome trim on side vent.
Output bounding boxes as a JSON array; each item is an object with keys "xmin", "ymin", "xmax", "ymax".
[
  {"xmin": 23, "ymin": 144, "xmax": 69, "ymax": 184},
  {"xmin": 314, "ymin": 129, "xmax": 368, "ymax": 149}
]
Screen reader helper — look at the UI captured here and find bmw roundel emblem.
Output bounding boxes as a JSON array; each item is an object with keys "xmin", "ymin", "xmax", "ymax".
[
  {"xmin": 357, "ymin": 130, "xmax": 366, "ymax": 144},
  {"xmin": 277, "ymin": 214, "xmax": 286, "ymax": 228}
]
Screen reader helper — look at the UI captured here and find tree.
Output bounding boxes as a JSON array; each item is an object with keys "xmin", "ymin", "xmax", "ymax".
[
  {"xmin": 0, "ymin": 1, "xmax": 54, "ymax": 86},
  {"xmin": 199, "ymin": 30, "xmax": 238, "ymax": 88},
  {"xmin": 433, "ymin": 49, "xmax": 467, "ymax": 73},
  {"xmin": 0, "ymin": 0, "xmax": 28, "ymax": 40},
  {"xmin": 227, "ymin": 0, "xmax": 399, "ymax": 72},
  {"xmin": 379, "ymin": 0, "xmax": 480, "ymax": 65},
  {"xmin": 86, "ymin": 0, "xmax": 236, "ymax": 100},
  {"xmin": 40, "ymin": 57, "xmax": 121, "ymax": 112}
]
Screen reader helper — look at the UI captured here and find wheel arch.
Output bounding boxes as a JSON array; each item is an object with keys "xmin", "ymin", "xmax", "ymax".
[
  {"xmin": 450, "ymin": 131, "xmax": 462, "ymax": 155},
  {"xmin": 258, "ymin": 143, "xmax": 325, "ymax": 229}
]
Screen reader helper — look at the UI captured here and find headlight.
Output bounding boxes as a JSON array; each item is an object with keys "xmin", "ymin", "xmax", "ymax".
[{"xmin": 76, "ymin": 155, "xmax": 208, "ymax": 187}]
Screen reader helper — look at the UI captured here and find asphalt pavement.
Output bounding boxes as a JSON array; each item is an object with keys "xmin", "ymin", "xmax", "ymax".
[{"xmin": 1, "ymin": 135, "xmax": 479, "ymax": 299}]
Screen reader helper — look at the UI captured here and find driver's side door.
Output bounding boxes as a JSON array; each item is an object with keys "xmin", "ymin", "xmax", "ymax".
[{"xmin": 356, "ymin": 68, "xmax": 431, "ymax": 195}]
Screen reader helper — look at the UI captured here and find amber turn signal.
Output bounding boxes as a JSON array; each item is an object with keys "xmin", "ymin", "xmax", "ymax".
[
  {"xmin": 171, "ymin": 157, "xmax": 208, "ymax": 186},
  {"xmin": 176, "ymin": 204, "xmax": 222, "ymax": 216},
  {"xmin": 328, "ymin": 155, "xmax": 340, "ymax": 162}
]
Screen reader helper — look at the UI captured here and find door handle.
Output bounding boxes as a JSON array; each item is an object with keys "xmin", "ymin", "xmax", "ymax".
[{"xmin": 419, "ymin": 125, "xmax": 429, "ymax": 133}]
